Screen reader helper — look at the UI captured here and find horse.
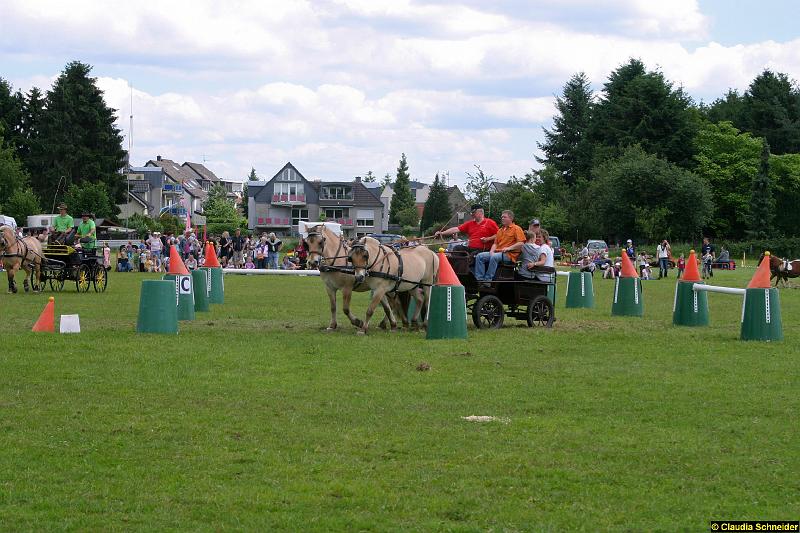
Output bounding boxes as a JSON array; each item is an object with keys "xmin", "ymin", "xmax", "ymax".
[
  {"xmin": 0, "ymin": 225, "xmax": 43, "ymax": 293},
  {"xmin": 760, "ymin": 253, "xmax": 800, "ymax": 287},
  {"xmin": 348, "ymin": 236, "xmax": 439, "ymax": 335},
  {"xmin": 304, "ymin": 224, "xmax": 400, "ymax": 331}
]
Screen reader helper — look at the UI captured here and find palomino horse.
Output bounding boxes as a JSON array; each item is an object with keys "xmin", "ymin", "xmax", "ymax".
[
  {"xmin": 304, "ymin": 224, "xmax": 399, "ymax": 331},
  {"xmin": 760, "ymin": 253, "xmax": 800, "ymax": 287},
  {"xmin": 348, "ymin": 236, "xmax": 439, "ymax": 335},
  {"xmin": 0, "ymin": 225, "xmax": 43, "ymax": 293}
]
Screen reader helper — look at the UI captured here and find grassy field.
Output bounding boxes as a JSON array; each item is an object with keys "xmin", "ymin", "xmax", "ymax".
[{"xmin": 1, "ymin": 266, "xmax": 798, "ymax": 531}]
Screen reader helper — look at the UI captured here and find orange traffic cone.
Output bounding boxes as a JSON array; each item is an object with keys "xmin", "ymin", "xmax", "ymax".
[
  {"xmin": 619, "ymin": 250, "xmax": 639, "ymax": 278},
  {"xmin": 748, "ymin": 251, "xmax": 772, "ymax": 289},
  {"xmin": 436, "ymin": 248, "xmax": 461, "ymax": 286},
  {"xmin": 204, "ymin": 241, "xmax": 221, "ymax": 268},
  {"xmin": 32, "ymin": 297, "xmax": 55, "ymax": 332},
  {"xmin": 168, "ymin": 245, "xmax": 190, "ymax": 275},
  {"xmin": 683, "ymin": 250, "xmax": 701, "ymax": 282}
]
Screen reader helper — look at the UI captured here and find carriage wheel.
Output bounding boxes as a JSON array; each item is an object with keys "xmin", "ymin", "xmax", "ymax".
[
  {"xmin": 76, "ymin": 264, "xmax": 91, "ymax": 292},
  {"xmin": 527, "ymin": 295, "xmax": 554, "ymax": 328},
  {"xmin": 49, "ymin": 271, "xmax": 65, "ymax": 292},
  {"xmin": 472, "ymin": 294, "xmax": 505, "ymax": 329},
  {"xmin": 93, "ymin": 265, "xmax": 108, "ymax": 292}
]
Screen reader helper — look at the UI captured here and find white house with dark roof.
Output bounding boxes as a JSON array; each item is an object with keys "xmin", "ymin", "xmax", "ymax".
[{"xmin": 247, "ymin": 162, "xmax": 385, "ymax": 237}]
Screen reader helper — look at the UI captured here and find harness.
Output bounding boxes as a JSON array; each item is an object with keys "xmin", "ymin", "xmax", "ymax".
[
  {"xmin": 306, "ymin": 230, "xmax": 354, "ymax": 275},
  {"xmin": 0, "ymin": 227, "xmax": 37, "ymax": 268},
  {"xmin": 351, "ymin": 239, "xmax": 433, "ymax": 293}
]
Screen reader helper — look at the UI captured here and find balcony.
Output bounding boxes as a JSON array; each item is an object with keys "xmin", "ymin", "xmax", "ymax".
[
  {"xmin": 335, "ymin": 219, "xmax": 354, "ymax": 226},
  {"xmin": 272, "ymin": 193, "xmax": 305, "ymax": 205},
  {"xmin": 162, "ymin": 183, "xmax": 184, "ymax": 194},
  {"xmin": 260, "ymin": 217, "xmax": 291, "ymax": 226}
]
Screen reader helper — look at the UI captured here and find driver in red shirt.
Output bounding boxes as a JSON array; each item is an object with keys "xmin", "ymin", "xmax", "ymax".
[{"xmin": 435, "ymin": 204, "xmax": 498, "ymax": 252}]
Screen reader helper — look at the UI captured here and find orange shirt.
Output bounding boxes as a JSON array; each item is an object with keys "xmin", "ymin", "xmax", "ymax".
[{"xmin": 494, "ymin": 223, "xmax": 525, "ymax": 261}]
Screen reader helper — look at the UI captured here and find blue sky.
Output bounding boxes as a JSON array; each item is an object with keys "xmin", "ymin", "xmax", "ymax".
[{"xmin": 1, "ymin": 0, "xmax": 799, "ymax": 187}]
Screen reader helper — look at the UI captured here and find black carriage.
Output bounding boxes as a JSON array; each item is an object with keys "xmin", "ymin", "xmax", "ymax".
[
  {"xmin": 444, "ymin": 250, "xmax": 556, "ymax": 329},
  {"xmin": 41, "ymin": 244, "xmax": 108, "ymax": 292}
]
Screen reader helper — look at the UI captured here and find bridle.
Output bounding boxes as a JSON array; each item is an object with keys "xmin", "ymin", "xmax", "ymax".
[{"xmin": 305, "ymin": 227, "xmax": 351, "ymax": 273}]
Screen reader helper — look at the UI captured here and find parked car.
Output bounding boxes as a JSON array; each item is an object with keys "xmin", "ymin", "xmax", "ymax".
[
  {"xmin": 368, "ymin": 233, "xmax": 403, "ymax": 244},
  {"xmin": 549, "ymin": 236, "xmax": 562, "ymax": 260},
  {"xmin": 586, "ymin": 240, "xmax": 608, "ymax": 255}
]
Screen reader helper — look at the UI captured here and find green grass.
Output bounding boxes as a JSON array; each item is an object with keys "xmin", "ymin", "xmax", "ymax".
[{"xmin": 1, "ymin": 268, "xmax": 798, "ymax": 531}]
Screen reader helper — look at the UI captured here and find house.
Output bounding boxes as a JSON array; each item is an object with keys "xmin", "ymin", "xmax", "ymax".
[
  {"xmin": 181, "ymin": 161, "xmax": 244, "ymax": 203},
  {"xmin": 447, "ymin": 185, "xmax": 468, "ymax": 225},
  {"xmin": 381, "ymin": 180, "xmax": 431, "ymax": 220},
  {"xmin": 145, "ymin": 156, "xmax": 208, "ymax": 222},
  {"xmin": 118, "ymin": 165, "xmax": 183, "ymax": 220},
  {"xmin": 247, "ymin": 162, "xmax": 385, "ymax": 237}
]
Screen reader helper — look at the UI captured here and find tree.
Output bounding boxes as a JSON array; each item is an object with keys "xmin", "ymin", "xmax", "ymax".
[
  {"xmin": 363, "ymin": 170, "xmax": 377, "ymax": 183},
  {"xmin": 247, "ymin": 167, "xmax": 259, "ymax": 181},
  {"xmin": 769, "ymin": 153, "xmax": 800, "ymax": 237},
  {"xmin": 380, "ymin": 172, "xmax": 393, "ymax": 189},
  {"xmin": 17, "ymin": 87, "xmax": 45, "ymax": 163},
  {"xmin": 590, "ymin": 145, "xmax": 712, "ymax": 241},
  {"xmin": 536, "ymin": 72, "xmax": 594, "ymax": 186},
  {"xmin": 747, "ymin": 140, "xmax": 774, "ymax": 239},
  {"xmin": 0, "ymin": 78, "xmax": 25, "ymax": 154},
  {"xmin": 741, "ymin": 70, "xmax": 800, "ymax": 154},
  {"xmin": 0, "ymin": 135, "xmax": 30, "ymax": 203},
  {"xmin": 464, "ymin": 164, "xmax": 492, "ymax": 210},
  {"xmin": 704, "ymin": 89, "xmax": 746, "ymax": 126},
  {"xmin": 3, "ymin": 187, "xmax": 40, "ymax": 222},
  {"xmin": 28, "ymin": 61, "xmax": 126, "ymax": 209},
  {"xmin": 421, "ymin": 173, "xmax": 452, "ymax": 233},
  {"xmin": 242, "ymin": 167, "xmax": 259, "ymax": 219},
  {"xmin": 589, "ymin": 58, "xmax": 699, "ymax": 168},
  {"xmin": 389, "ymin": 153, "xmax": 415, "ymax": 224},
  {"xmin": 64, "ymin": 182, "xmax": 116, "ymax": 218},
  {"xmin": 693, "ymin": 121, "xmax": 761, "ymax": 238}
]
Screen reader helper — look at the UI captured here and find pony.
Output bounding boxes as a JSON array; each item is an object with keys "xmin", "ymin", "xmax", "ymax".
[
  {"xmin": 760, "ymin": 253, "xmax": 800, "ymax": 287},
  {"xmin": 348, "ymin": 236, "xmax": 439, "ymax": 335},
  {"xmin": 304, "ymin": 224, "xmax": 400, "ymax": 331},
  {"xmin": 0, "ymin": 225, "xmax": 43, "ymax": 293}
]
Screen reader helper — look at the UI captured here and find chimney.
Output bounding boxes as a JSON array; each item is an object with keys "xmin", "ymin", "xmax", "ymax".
[
  {"xmin": 354, "ymin": 176, "xmax": 361, "ymax": 183},
  {"xmin": 157, "ymin": 155, "xmax": 162, "ymax": 161}
]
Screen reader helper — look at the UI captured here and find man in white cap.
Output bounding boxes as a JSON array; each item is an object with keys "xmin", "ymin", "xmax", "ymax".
[{"xmin": 625, "ymin": 239, "xmax": 635, "ymax": 259}]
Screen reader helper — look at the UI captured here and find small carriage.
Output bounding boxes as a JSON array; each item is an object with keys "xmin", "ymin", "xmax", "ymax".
[
  {"xmin": 41, "ymin": 244, "xmax": 107, "ymax": 292},
  {"xmin": 444, "ymin": 250, "xmax": 556, "ymax": 329}
]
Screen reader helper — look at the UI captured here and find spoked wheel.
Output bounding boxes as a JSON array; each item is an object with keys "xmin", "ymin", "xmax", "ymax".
[
  {"xmin": 76, "ymin": 264, "xmax": 91, "ymax": 292},
  {"xmin": 472, "ymin": 294, "xmax": 505, "ymax": 329},
  {"xmin": 49, "ymin": 271, "xmax": 65, "ymax": 292},
  {"xmin": 527, "ymin": 295, "xmax": 554, "ymax": 328},
  {"xmin": 93, "ymin": 265, "xmax": 107, "ymax": 292}
]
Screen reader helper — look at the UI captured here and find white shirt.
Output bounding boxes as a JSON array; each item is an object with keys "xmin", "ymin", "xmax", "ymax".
[{"xmin": 536, "ymin": 244, "xmax": 554, "ymax": 282}]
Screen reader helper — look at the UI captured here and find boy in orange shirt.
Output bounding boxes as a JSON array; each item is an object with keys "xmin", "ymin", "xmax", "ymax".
[{"xmin": 474, "ymin": 210, "xmax": 525, "ymax": 283}]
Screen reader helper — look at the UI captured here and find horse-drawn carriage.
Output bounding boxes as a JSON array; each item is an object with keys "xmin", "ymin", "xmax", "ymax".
[
  {"xmin": 444, "ymin": 250, "xmax": 556, "ymax": 329},
  {"xmin": 41, "ymin": 244, "xmax": 107, "ymax": 292}
]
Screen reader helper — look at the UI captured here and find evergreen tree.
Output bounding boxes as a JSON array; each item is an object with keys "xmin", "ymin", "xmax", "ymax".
[
  {"xmin": 28, "ymin": 61, "xmax": 126, "ymax": 211},
  {"xmin": 704, "ymin": 89, "xmax": 746, "ymax": 126},
  {"xmin": 747, "ymin": 140, "xmax": 775, "ymax": 239},
  {"xmin": 0, "ymin": 79, "xmax": 25, "ymax": 154},
  {"xmin": 536, "ymin": 72, "xmax": 594, "ymax": 186},
  {"xmin": 18, "ymin": 87, "xmax": 45, "ymax": 163},
  {"xmin": 363, "ymin": 170, "xmax": 376, "ymax": 182},
  {"xmin": 741, "ymin": 71, "xmax": 800, "ymax": 154},
  {"xmin": 389, "ymin": 153, "xmax": 415, "ymax": 224},
  {"xmin": 421, "ymin": 173, "xmax": 452, "ymax": 232},
  {"xmin": 247, "ymin": 167, "xmax": 259, "ymax": 181},
  {"xmin": 590, "ymin": 58, "xmax": 698, "ymax": 168}
]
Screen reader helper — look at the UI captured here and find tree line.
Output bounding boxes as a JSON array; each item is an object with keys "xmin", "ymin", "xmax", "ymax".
[{"xmin": 0, "ymin": 61, "xmax": 126, "ymax": 222}]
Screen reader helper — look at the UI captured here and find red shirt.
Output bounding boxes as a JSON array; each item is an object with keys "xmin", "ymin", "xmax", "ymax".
[{"xmin": 458, "ymin": 218, "xmax": 499, "ymax": 250}]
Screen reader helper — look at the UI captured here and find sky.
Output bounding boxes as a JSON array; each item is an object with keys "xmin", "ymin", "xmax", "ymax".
[{"xmin": 2, "ymin": 0, "xmax": 800, "ymax": 187}]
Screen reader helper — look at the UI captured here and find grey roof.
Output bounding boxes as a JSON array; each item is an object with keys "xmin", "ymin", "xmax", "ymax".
[
  {"xmin": 409, "ymin": 180, "xmax": 429, "ymax": 189},
  {"xmin": 146, "ymin": 158, "xmax": 207, "ymax": 200},
  {"xmin": 182, "ymin": 161, "xmax": 221, "ymax": 183}
]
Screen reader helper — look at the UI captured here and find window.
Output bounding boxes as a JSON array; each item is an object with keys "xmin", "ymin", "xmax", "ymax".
[
  {"xmin": 281, "ymin": 167, "xmax": 299, "ymax": 181},
  {"xmin": 291, "ymin": 208, "xmax": 309, "ymax": 226},
  {"xmin": 321, "ymin": 186, "xmax": 352, "ymax": 200},
  {"xmin": 324, "ymin": 208, "xmax": 347, "ymax": 220},
  {"xmin": 356, "ymin": 209, "xmax": 374, "ymax": 227},
  {"xmin": 274, "ymin": 183, "xmax": 304, "ymax": 197}
]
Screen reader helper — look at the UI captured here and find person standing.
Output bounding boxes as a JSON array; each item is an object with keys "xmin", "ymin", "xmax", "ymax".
[
  {"xmin": 656, "ymin": 239, "xmax": 671, "ymax": 279},
  {"xmin": 474, "ymin": 210, "xmax": 525, "ymax": 284},
  {"xmin": 231, "ymin": 228, "xmax": 245, "ymax": 268},
  {"xmin": 701, "ymin": 237, "xmax": 715, "ymax": 278},
  {"xmin": 266, "ymin": 233, "xmax": 282, "ymax": 269},
  {"xmin": 625, "ymin": 239, "xmax": 635, "ymax": 259},
  {"xmin": 147, "ymin": 232, "xmax": 163, "ymax": 270}
]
